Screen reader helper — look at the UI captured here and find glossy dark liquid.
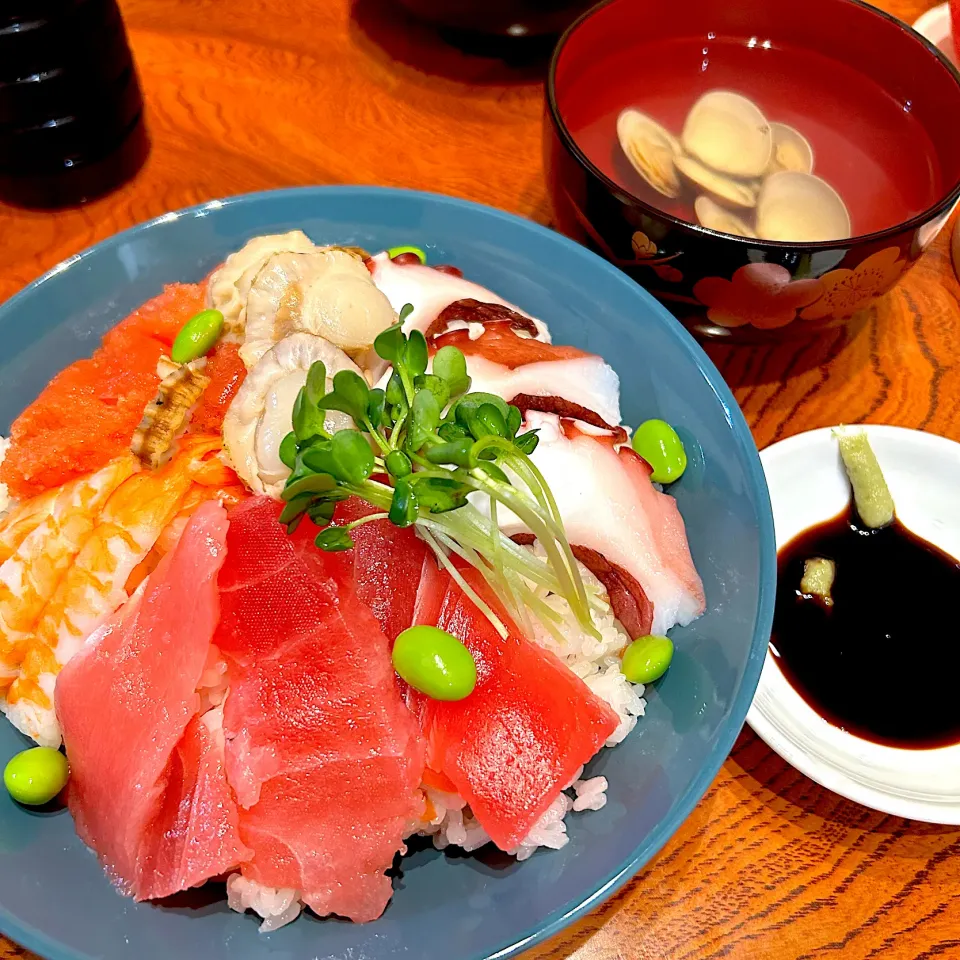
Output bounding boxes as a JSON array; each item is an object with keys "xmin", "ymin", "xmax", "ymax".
[
  {"xmin": 0, "ymin": 0, "xmax": 148, "ymax": 207},
  {"xmin": 563, "ymin": 36, "xmax": 943, "ymax": 237},
  {"xmin": 772, "ymin": 506, "xmax": 960, "ymax": 749}
]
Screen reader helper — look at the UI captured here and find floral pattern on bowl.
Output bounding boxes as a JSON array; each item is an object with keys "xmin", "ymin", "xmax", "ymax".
[
  {"xmin": 692, "ymin": 264, "xmax": 823, "ymax": 330},
  {"xmin": 800, "ymin": 247, "xmax": 907, "ymax": 321}
]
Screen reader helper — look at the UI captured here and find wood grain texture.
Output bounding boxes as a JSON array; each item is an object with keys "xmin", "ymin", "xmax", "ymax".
[{"xmin": 1, "ymin": 0, "xmax": 958, "ymax": 957}]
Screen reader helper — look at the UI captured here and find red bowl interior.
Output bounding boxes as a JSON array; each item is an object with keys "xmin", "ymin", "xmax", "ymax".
[{"xmin": 553, "ymin": 0, "xmax": 960, "ymax": 239}]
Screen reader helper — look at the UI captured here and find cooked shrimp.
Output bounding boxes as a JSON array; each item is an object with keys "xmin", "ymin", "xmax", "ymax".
[
  {"xmin": 4, "ymin": 436, "xmax": 234, "ymax": 746},
  {"xmin": 0, "ymin": 459, "xmax": 138, "ymax": 724},
  {"xmin": 0, "ymin": 486, "xmax": 59, "ymax": 564}
]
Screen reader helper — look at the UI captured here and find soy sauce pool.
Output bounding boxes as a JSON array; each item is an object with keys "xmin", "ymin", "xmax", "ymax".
[{"xmin": 771, "ymin": 506, "xmax": 960, "ymax": 749}]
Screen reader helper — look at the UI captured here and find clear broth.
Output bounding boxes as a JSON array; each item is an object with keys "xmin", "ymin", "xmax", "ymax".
[{"xmin": 563, "ymin": 36, "xmax": 944, "ymax": 238}]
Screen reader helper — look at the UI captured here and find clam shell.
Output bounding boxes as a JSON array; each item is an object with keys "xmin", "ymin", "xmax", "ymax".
[
  {"xmin": 756, "ymin": 171, "xmax": 851, "ymax": 242},
  {"xmin": 767, "ymin": 122, "xmax": 814, "ymax": 175},
  {"xmin": 694, "ymin": 195, "xmax": 758, "ymax": 238},
  {"xmin": 617, "ymin": 108, "xmax": 682, "ymax": 199},
  {"xmin": 682, "ymin": 90, "xmax": 772, "ymax": 178},
  {"xmin": 675, "ymin": 155, "xmax": 759, "ymax": 208}
]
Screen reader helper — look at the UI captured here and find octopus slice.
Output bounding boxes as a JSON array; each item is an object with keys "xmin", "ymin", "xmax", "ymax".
[
  {"xmin": 511, "ymin": 533, "xmax": 653, "ymax": 639},
  {"xmin": 223, "ymin": 333, "xmax": 361, "ymax": 497}
]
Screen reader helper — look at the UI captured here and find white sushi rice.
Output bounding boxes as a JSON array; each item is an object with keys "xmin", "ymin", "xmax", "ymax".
[
  {"xmin": 226, "ymin": 874, "xmax": 302, "ymax": 932},
  {"xmin": 227, "ymin": 553, "xmax": 643, "ymax": 930}
]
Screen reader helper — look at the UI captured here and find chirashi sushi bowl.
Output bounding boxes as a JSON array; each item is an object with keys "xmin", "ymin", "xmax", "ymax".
[{"xmin": 0, "ymin": 187, "xmax": 774, "ymax": 960}]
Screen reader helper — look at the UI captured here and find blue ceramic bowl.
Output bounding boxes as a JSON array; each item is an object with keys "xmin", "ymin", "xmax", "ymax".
[{"xmin": 0, "ymin": 187, "xmax": 774, "ymax": 960}]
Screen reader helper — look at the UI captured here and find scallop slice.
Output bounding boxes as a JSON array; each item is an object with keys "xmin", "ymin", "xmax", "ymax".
[
  {"xmin": 756, "ymin": 171, "xmax": 851, "ymax": 242},
  {"xmin": 682, "ymin": 90, "xmax": 772, "ymax": 178},
  {"xmin": 766, "ymin": 123, "xmax": 814, "ymax": 175},
  {"xmin": 617, "ymin": 108, "xmax": 683, "ymax": 199},
  {"xmin": 207, "ymin": 231, "xmax": 318, "ymax": 334},
  {"xmin": 223, "ymin": 333, "xmax": 360, "ymax": 497},
  {"xmin": 675, "ymin": 155, "xmax": 759, "ymax": 209},
  {"xmin": 694, "ymin": 195, "xmax": 758, "ymax": 238},
  {"xmin": 241, "ymin": 248, "xmax": 397, "ymax": 370}
]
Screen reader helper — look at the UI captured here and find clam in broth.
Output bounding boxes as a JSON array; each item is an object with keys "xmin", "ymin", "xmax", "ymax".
[
  {"xmin": 674, "ymin": 155, "xmax": 759, "ymax": 209},
  {"xmin": 756, "ymin": 171, "xmax": 851, "ymax": 242},
  {"xmin": 617, "ymin": 108, "xmax": 683, "ymax": 199},
  {"xmin": 694, "ymin": 196, "xmax": 757, "ymax": 238},
  {"xmin": 767, "ymin": 123, "xmax": 815, "ymax": 175},
  {"xmin": 681, "ymin": 91, "xmax": 772, "ymax": 179},
  {"xmin": 615, "ymin": 88, "xmax": 850, "ymax": 242}
]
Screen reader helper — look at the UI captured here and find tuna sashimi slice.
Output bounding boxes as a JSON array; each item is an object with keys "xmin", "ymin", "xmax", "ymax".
[
  {"xmin": 330, "ymin": 497, "xmax": 429, "ymax": 643},
  {"xmin": 138, "ymin": 710, "xmax": 249, "ymax": 901},
  {"xmin": 214, "ymin": 497, "xmax": 425, "ymax": 922},
  {"xmin": 57, "ymin": 502, "xmax": 248, "ymax": 899},
  {"xmin": 412, "ymin": 566, "xmax": 618, "ymax": 851}
]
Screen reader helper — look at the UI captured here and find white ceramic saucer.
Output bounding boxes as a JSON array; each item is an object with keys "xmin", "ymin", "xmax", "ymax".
[
  {"xmin": 747, "ymin": 425, "xmax": 960, "ymax": 823},
  {"xmin": 913, "ymin": 3, "xmax": 957, "ymax": 65}
]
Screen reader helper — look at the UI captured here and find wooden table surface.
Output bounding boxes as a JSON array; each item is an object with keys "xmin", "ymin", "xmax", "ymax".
[{"xmin": 1, "ymin": 0, "xmax": 959, "ymax": 957}]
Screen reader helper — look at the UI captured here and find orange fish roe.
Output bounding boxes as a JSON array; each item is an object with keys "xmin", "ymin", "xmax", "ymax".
[
  {"xmin": 1, "ymin": 284, "xmax": 207, "ymax": 500},
  {"xmin": 190, "ymin": 341, "xmax": 247, "ymax": 435}
]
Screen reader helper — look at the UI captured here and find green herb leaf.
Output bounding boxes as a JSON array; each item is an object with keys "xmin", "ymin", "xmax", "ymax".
[
  {"xmin": 320, "ymin": 369, "xmax": 370, "ymax": 423},
  {"xmin": 433, "ymin": 345, "xmax": 471, "ymax": 397},
  {"xmin": 279, "ymin": 431, "xmax": 299, "ymax": 470},
  {"xmin": 315, "ymin": 527, "xmax": 355, "ymax": 552},
  {"xmin": 307, "ymin": 500, "xmax": 338, "ymax": 526},
  {"xmin": 414, "ymin": 373, "xmax": 451, "ymax": 410},
  {"xmin": 407, "ymin": 388, "xmax": 441, "ymax": 452},
  {"xmin": 388, "ymin": 477, "xmax": 419, "ymax": 527},
  {"xmin": 398, "ymin": 303, "xmax": 414, "ymax": 323},
  {"xmin": 330, "ymin": 429, "xmax": 375, "ymax": 485},
  {"xmin": 374, "ymin": 323, "xmax": 405, "ymax": 364},
  {"xmin": 514, "ymin": 430, "xmax": 540, "ymax": 455},
  {"xmin": 300, "ymin": 441, "xmax": 337, "ymax": 476},
  {"xmin": 474, "ymin": 461, "xmax": 510, "ymax": 484},
  {"xmin": 412, "ymin": 476, "xmax": 470, "ymax": 513},
  {"xmin": 282, "ymin": 472, "xmax": 337, "ymax": 501},
  {"xmin": 385, "ymin": 449, "xmax": 412, "ymax": 478},
  {"xmin": 506, "ymin": 405, "xmax": 522, "ymax": 440},
  {"xmin": 279, "ymin": 497, "xmax": 311, "ymax": 525},
  {"xmin": 367, "ymin": 388, "xmax": 386, "ymax": 429},
  {"xmin": 438, "ymin": 421, "xmax": 470, "ymax": 442},
  {"xmin": 292, "ymin": 386, "xmax": 328, "ymax": 443},
  {"xmin": 403, "ymin": 329, "xmax": 429, "ymax": 378},
  {"xmin": 473, "ymin": 402, "xmax": 507, "ymax": 439},
  {"xmin": 305, "ymin": 360, "xmax": 327, "ymax": 407},
  {"xmin": 425, "ymin": 437, "xmax": 475, "ymax": 468},
  {"xmin": 450, "ymin": 392, "xmax": 510, "ymax": 430},
  {"xmin": 385, "ymin": 372, "xmax": 405, "ymax": 407}
]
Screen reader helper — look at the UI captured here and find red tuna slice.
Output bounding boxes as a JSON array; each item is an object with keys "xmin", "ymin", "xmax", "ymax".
[
  {"xmin": 137, "ymin": 711, "xmax": 249, "ymax": 900},
  {"xmin": 412, "ymin": 567, "xmax": 618, "ymax": 851},
  {"xmin": 330, "ymin": 496, "xmax": 429, "ymax": 643},
  {"xmin": 214, "ymin": 497, "xmax": 425, "ymax": 922},
  {"xmin": 56, "ymin": 502, "xmax": 247, "ymax": 899}
]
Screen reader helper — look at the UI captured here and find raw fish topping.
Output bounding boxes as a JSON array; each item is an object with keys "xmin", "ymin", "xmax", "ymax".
[{"xmin": 0, "ymin": 234, "xmax": 704, "ymax": 932}]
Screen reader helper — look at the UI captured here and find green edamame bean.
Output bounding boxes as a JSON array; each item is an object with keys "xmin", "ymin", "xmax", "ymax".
[
  {"xmin": 171, "ymin": 308, "xmax": 224, "ymax": 364},
  {"xmin": 621, "ymin": 634, "xmax": 674, "ymax": 684},
  {"xmin": 631, "ymin": 419, "xmax": 687, "ymax": 484},
  {"xmin": 4, "ymin": 746, "xmax": 69, "ymax": 806},
  {"xmin": 392, "ymin": 625, "xmax": 477, "ymax": 700},
  {"xmin": 387, "ymin": 245, "xmax": 427, "ymax": 264}
]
